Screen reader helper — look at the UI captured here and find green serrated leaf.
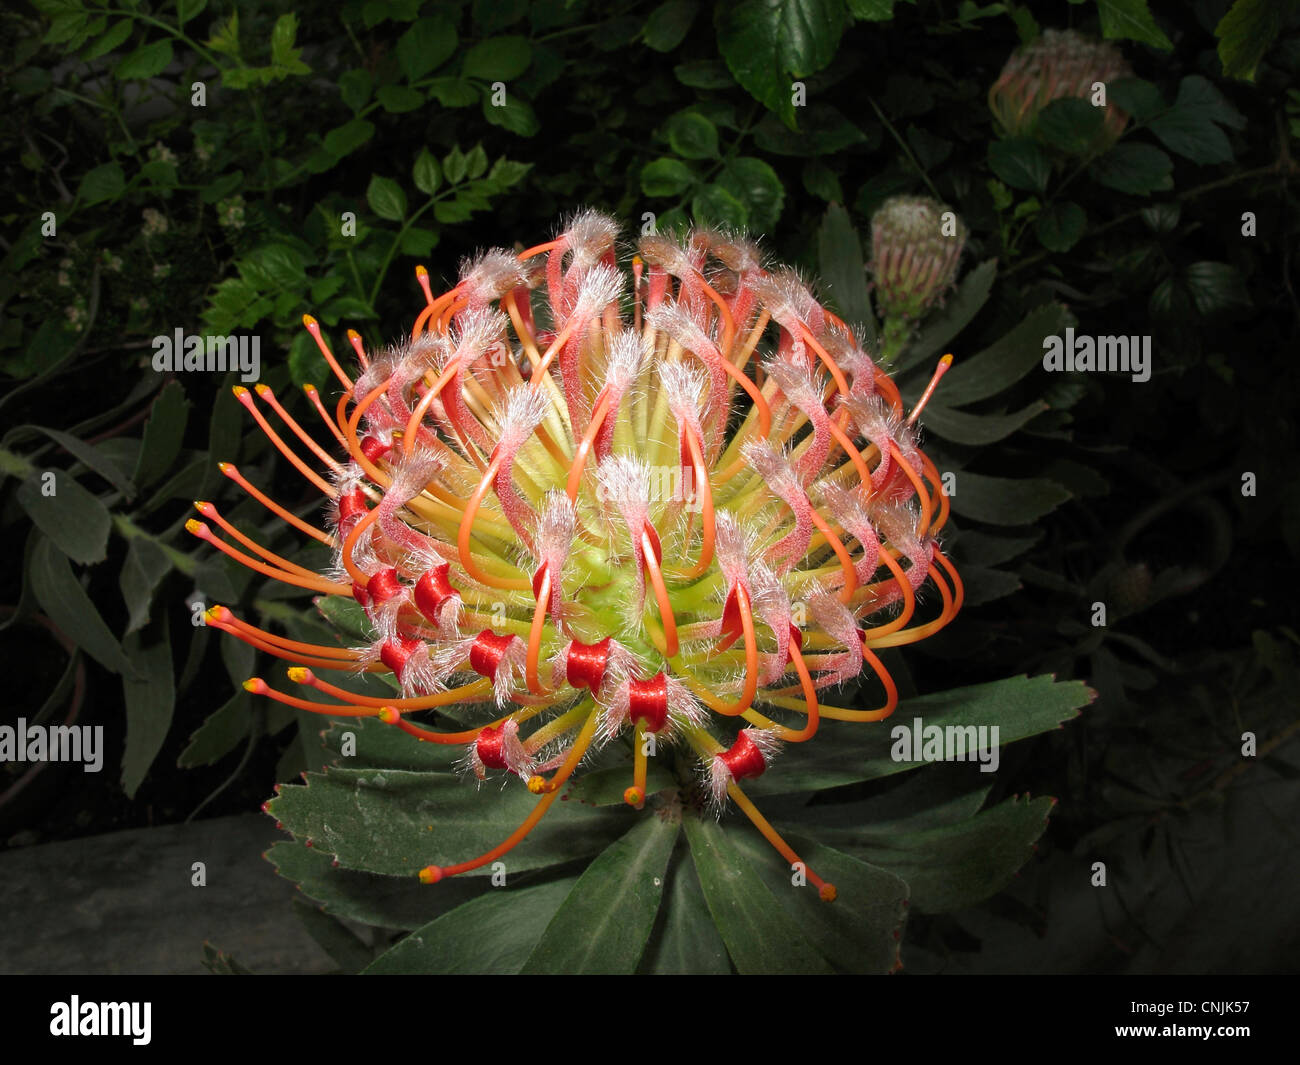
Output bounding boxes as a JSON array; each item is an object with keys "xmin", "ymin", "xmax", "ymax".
[
  {"xmin": 119, "ymin": 534, "xmax": 171, "ymax": 634},
  {"xmin": 177, "ymin": 691, "xmax": 251, "ymax": 767},
  {"xmin": 1096, "ymin": 0, "xmax": 1172, "ymax": 50},
  {"xmin": 133, "ymin": 380, "xmax": 190, "ymax": 489},
  {"xmin": 692, "ymin": 183, "xmax": 747, "ymax": 228},
  {"xmin": 1035, "ymin": 98, "xmax": 1105, "ymax": 155},
  {"xmin": 1090, "ymin": 142, "xmax": 1173, "ymax": 194},
  {"xmin": 122, "ymin": 626, "xmax": 175, "ymax": 797},
  {"xmin": 664, "ymin": 111, "xmax": 719, "ymax": 159},
  {"xmin": 1035, "ymin": 200, "xmax": 1086, "ymax": 252},
  {"xmin": 716, "ymin": 156, "xmax": 783, "ymax": 231},
  {"xmin": 987, "ymin": 137, "xmax": 1049, "ymax": 193},
  {"xmin": 1215, "ymin": 0, "xmax": 1290, "ymax": 80},
  {"xmin": 644, "ymin": 0, "xmax": 698, "ymax": 51},
  {"xmin": 921, "ymin": 401, "xmax": 1048, "ymax": 446},
  {"xmin": 525, "ymin": 814, "xmax": 678, "ymax": 973},
  {"xmin": 936, "ymin": 301, "xmax": 1072, "ymax": 405},
  {"xmin": 462, "ymin": 35, "xmax": 532, "ymax": 80},
  {"xmin": 115, "ymin": 39, "xmax": 173, "ymax": 79},
  {"xmin": 77, "ymin": 163, "xmax": 125, "ymax": 205},
  {"xmin": 641, "ymin": 157, "xmax": 695, "ymax": 197},
  {"xmin": 15, "ymin": 471, "xmax": 110, "ymax": 565},
  {"xmin": 397, "ymin": 15, "xmax": 458, "ymax": 80},
  {"xmin": 366, "ymin": 175, "xmax": 407, "ymax": 221},
  {"xmin": 31, "ymin": 536, "xmax": 135, "ymax": 676},
  {"xmin": 947, "ymin": 471, "xmax": 1072, "ymax": 525}
]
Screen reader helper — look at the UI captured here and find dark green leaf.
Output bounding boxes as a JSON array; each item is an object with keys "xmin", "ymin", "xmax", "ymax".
[
  {"xmin": 644, "ymin": 0, "xmax": 698, "ymax": 51},
  {"xmin": 462, "ymin": 35, "xmax": 532, "ymax": 80},
  {"xmin": 119, "ymin": 534, "xmax": 171, "ymax": 635},
  {"xmin": 413, "ymin": 149, "xmax": 441, "ymax": 195},
  {"xmin": 30, "ymin": 536, "xmax": 134, "ymax": 675},
  {"xmin": 714, "ymin": 0, "xmax": 846, "ymax": 128},
  {"xmin": 525, "ymin": 814, "xmax": 678, "ymax": 973},
  {"xmin": 323, "ymin": 119, "xmax": 375, "ymax": 158},
  {"xmin": 716, "ymin": 156, "xmax": 784, "ymax": 231},
  {"xmin": 898, "ymin": 259, "xmax": 997, "ymax": 374},
  {"xmin": 664, "ymin": 111, "xmax": 719, "ymax": 159},
  {"xmin": 639, "ymin": 846, "xmax": 731, "ymax": 973},
  {"xmin": 376, "ymin": 85, "xmax": 424, "ymax": 113},
  {"xmin": 83, "ymin": 19, "xmax": 133, "ymax": 61},
  {"xmin": 1148, "ymin": 75, "xmax": 1245, "ymax": 164},
  {"xmin": 987, "ymin": 138, "xmax": 1049, "ymax": 193},
  {"xmin": 367, "ymin": 176, "xmax": 406, "ymax": 221},
  {"xmin": 115, "ymin": 40, "xmax": 173, "ymax": 80},
  {"xmin": 1096, "ymin": 0, "xmax": 1173, "ymax": 50},
  {"xmin": 364, "ymin": 877, "xmax": 578, "ymax": 974},
  {"xmin": 1036, "ymin": 200, "xmax": 1086, "ymax": 252},
  {"xmin": 177, "ymin": 691, "xmax": 251, "ymax": 767},
  {"xmin": 77, "ymin": 163, "xmax": 125, "ymax": 205},
  {"xmin": 1090, "ymin": 142, "xmax": 1173, "ymax": 194},
  {"xmin": 133, "ymin": 380, "xmax": 190, "ymax": 490},
  {"xmin": 292, "ymin": 896, "xmax": 373, "ymax": 973},
  {"xmin": 684, "ymin": 814, "xmax": 834, "ymax": 973},
  {"xmin": 937, "ymin": 301, "xmax": 1072, "ymax": 405},
  {"xmin": 922, "ymin": 400, "xmax": 1048, "ymax": 445},
  {"xmin": 692, "ymin": 183, "xmax": 748, "ymax": 228},
  {"xmin": 339, "ymin": 69, "xmax": 372, "ymax": 112},
  {"xmin": 482, "ymin": 93, "xmax": 540, "ymax": 136},
  {"xmin": 816, "ymin": 203, "xmax": 871, "ymax": 329},
  {"xmin": 640, "ymin": 157, "xmax": 695, "ymax": 197},
  {"xmin": 1108, "ymin": 76, "xmax": 1164, "ymax": 122},
  {"xmin": 1215, "ymin": 0, "xmax": 1289, "ymax": 80},
  {"xmin": 1184, "ymin": 261, "xmax": 1251, "ymax": 314},
  {"xmin": 948, "ymin": 471, "xmax": 1072, "ymax": 525},
  {"xmin": 15, "ymin": 471, "xmax": 110, "ymax": 565},
  {"xmin": 673, "ymin": 59, "xmax": 735, "ymax": 89},
  {"xmin": 396, "ymin": 15, "xmax": 458, "ymax": 80},
  {"xmin": 121, "ymin": 626, "xmax": 175, "ymax": 797},
  {"xmin": 1035, "ymin": 98, "xmax": 1105, "ymax": 155}
]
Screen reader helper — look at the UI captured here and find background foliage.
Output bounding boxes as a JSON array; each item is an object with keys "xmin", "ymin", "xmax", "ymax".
[{"xmin": 2, "ymin": 0, "xmax": 1298, "ymax": 973}]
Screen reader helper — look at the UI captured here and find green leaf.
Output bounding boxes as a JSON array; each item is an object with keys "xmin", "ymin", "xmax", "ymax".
[
  {"xmin": 83, "ymin": 19, "xmax": 133, "ymax": 61},
  {"xmin": 268, "ymin": 766, "xmax": 630, "ymax": 877},
  {"xmin": 1090, "ymin": 142, "xmax": 1173, "ymax": 194},
  {"xmin": 269, "ymin": 13, "xmax": 310, "ymax": 75},
  {"xmin": 269, "ymin": 839, "xmax": 461, "ymax": 932},
  {"xmin": 323, "ymin": 119, "xmax": 375, "ymax": 158},
  {"xmin": 177, "ymin": 0, "xmax": 207, "ymax": 27},
  {"xmin": 716, "ymin": 156, "xmax": 784, "ymax": 231},
  {"xmin": 15, "ymin": 472, "xmax": 110, "ymax": 565},
  {"xmin": 133, "ymin": 380, "xmax": 190, "ymax": 490},
  {"xmin": 641, "ymin": 157, "xmax": 695, "ymax": 197},
  {"xmin": 524, "ymin": 814, "xmax": 678, "ymax": 973},
  {"xmin": 397, "ymin": 15, "xmax": 458, "ymax": 80},
  {"xmin": 816, "ymin": 203, "xmax": 872, "ymax": 329},
  {"xmin": 752, "ymin": 104, "xmax": 867, "ymax": 154},
  {"xmin": 119, "ymin": 535, "xmax": 171, "ymax": 635},
  {"xmin": 366, "ymin": 176, "xmax": 407, "ymax": 221},
  {"xmin": 1096, "ymin": 0, "xmax": 1173, "ymax": 50},
  {"xmin": 747, "ymin": 674, "xmax": 1092, "ymax": 796},
  {"xmin": 1215, "ymin": 0, "xmax": 1290, "ymax": 80},
  {"xmin": 292, "ymin": 896, "xmax": 373, "ymax": 973},
  {"xmin": 427, "ymin": 76, "xmax": 479, "ymax": 107},
  {"xmin": 987, "ymin": 138, "xmax": 1049, "ymax": 193},
  {"xmin": 121, "ymin": 626, "xmax": 175, "ymax": 798},
  {"xmin": 644, "ymin": 0, "xmax": 698, "ymax": 51},
  {"xmin": 413, "ymin": 149, "xmax": 441, "ymax": 195},
  {"xmin": 77, "ymin": 163, "xmax": 125, "ymax": 205},
  {"xmin": 114, "ymin": 40, "xmax": 172, "ymax": 79},
  {"xmin": 921, "ymin": 401, "xmax": 1048, "ymax": 445},
  {"xmin": 482, "ymin": 93, "xmax": 540, "ymax": 136},
  {"xmin": 321, "ymin": 717, "xmax": 462, "ymax": 773},
  {"xmin": 729, "ymin": 831, "xmax": 909, "ymax": 973},
  {"xmin": 29, "ymin": 536, "xmax": 132, "ymax": 675},
  {"xmin": 473, "ymin": 0, "xmax": 530, "ymax": 31},
  {"xmin": 674, "ymin": 59, "xmax": 736, "ymax": 89},
  {"xmin": 1035, "ymin": 98, "xmax": 1105, "ymax": 155},
  {"xmin": 462, "ymin": 35, "xmax": 532, "ymax": 80},
  {"xmin": 798, "ymin": 795, "xmax": 1056, "ymax": 912},
  {"xmin": 683, "ymin": 814, "xmax": 834, "ymax": 973},
  {"xmin": 664, "ymin": 111, "xmax": 719, "ymax": 159},
  {"xmin": 1148, "ymin": 75, "xmax": 1246, "ymax": 164},
  {"xmin": 692, "ymin": 183, "xmax": 748, "ymax": 228},
  {"xmin": 1035, "ymin": 200, "xmax": 1086, "ymax": 252},
  {"xmin": 1108, "ymin": 76, "xmax": 1164, "ymax": 122},
  {"xmin": 948, "ymin": 471, "xmax": 1072, "ymax": 525},
  {"xmin": 640, "ymin": 847, "xmax": 731, "ymax": 973},
  {"xmin": 364, "ymin": 877, "xmax": 578, "ymax": 974},
  {"xmin": 937, "ymin": 302, "xmax": 1073, "ymax": 405},
  {"xmin": 486, "ymin": 157, "xmax": 530, "ymax": 189},
  {"xmin": 802, "ymin": 158, "xmax": 844, "ymax": 203},
  {"xmin": 714, "ymin": 0, "xmax": 846, "ymax": 128},
  {"xmin": 376, "ymin": 85, "xmax": 424, "ymax": 113},
  {"xmin": 339, "ymin": 69, "xmax": 372, "ymax": 112},
  {"xmin": 399, "ymin": 227, "xmax": 439, "ymax": 257},
  {"xmin": 1184, "ymin": 261, "xmax": 1251, "ymax": 314},
  {"xmin": 177, "ymin": 691, "xmax": 251, "ymax": 767}
]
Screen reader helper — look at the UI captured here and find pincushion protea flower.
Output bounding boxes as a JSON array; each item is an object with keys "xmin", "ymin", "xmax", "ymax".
[
  {"xmin": 190, "ymin": 211, "xmax": 962, "ymax": 902},
  {"xmin": 869, "ymin": 195, "xmax": 968, "ymax": 325},
  {"xmin": 988, "ymin": 28, "xmax": 1132, "ymax": 149}
]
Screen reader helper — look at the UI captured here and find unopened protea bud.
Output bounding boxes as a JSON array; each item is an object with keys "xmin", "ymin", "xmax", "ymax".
[
  {"xmin": 196, "ymin": 211, "xmax": 964, "ymax": 903},
  {"xmin": 988, "ymin": 28, "xmax": 1132, "ymax": 148},
  {"xmin": 868, "ymin": 195, "xmax": 967, "ymax": 341}
]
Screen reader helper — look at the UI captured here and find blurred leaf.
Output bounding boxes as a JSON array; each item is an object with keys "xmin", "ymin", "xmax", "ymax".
[
  {"xmin": 1149, "ymin": 75, "xmax": 1245, "ymax": 164},
  {"xmin": 1108, "ymin": 76, "xmax": 1164, "ymax": 122},
  {"xmin": 83, "ymin": 19, "xmax": 133, "ymax": 61},
  {"xmin": 121, "ymin": 626, "xmax": 175, "ymax": 798},
  {"xmin": 397, "ymin": 15, "xmax": 458, "ymax": 80},
  {"xmin": 115, "ymin": 40, "xmax": 173, "ymax": 80},
  {"xmin": 30, "ymin": 536, "xmax": 134, "ymax": 675},
  {"xmin": 817, "ymin": 203, "xmax": 872, "ymax": 329},
  {"xmin": 1215, "ymin": 0, "xmax": 1288, "ymax": 79},
  {"xmin": 692, "ymin": 183, "xmax": 748, "ymax": 228},
  {"xmin": 364, "ymin": 876, "xmax": 578, "ymax": 974},
  {"xmin": 524, "ymin": 814, "xmax": 678, "ymax": 973},
  {"xmin": 1096, "ymin": 0, "xmax": 1173, "ymax": 50},
  {"xmin": 1035, "ymin": 98, "xmax": 1104, "ymax": 155},
  {"xmin": 292, "ymin": 897, "xmax": 372, "ymax": 973},
  {"xmin": 922, "ymin": 401, "xmax": 1048, "ymax": 445},
  {"xmin": 716, "ymin": 156, "xmax": 784, "ymax": 230},
  {"xmin": 644, "ymin": 1, "xmax": 698, "ymax": 51},
  {"xmin": 987, "ymin": 138, "xmax": 1049, "ymax": 194},
  {"xmin": 376, "ymin": 85, "xmax": 424, "ymax": 113},
  {"xmin": 482, "ymin": 93, "xmax": 540, "ymax": 136},
  {"xmin": 1184, "ymin": 261, "xmax": 1251, "ymax": 313},
  {"xmin": 462, "ymin": 35, "xmax": 532, "ymax": 80},
  {"xmin": 1035, "ymin": 200, "xmax": 1086, "ymax": 252},
  {"xmin": 641, "ymin": 157, "xmax": 695, "ymax": 197},
  {"xmin": 77, "ymin": 163, "xmax": 125, "ymax": 205},
  {"xmin": 752, "ymin": 105, "xmax": 867, "ymax": 154},
  {"xmin": 413, "ymin": 149, "xmax": 441, "ymax": 195},
  {"xmin": 367, "ymin": 176, "xmax": 407, "ymax": 221},
  {"xmin": 1090, "ymin": 143, "xmax": 1173, "ymax": 194},
  {"xmin": 16, "ymin": 471, "xmax": 110, "ymax": 565},
  {"xmin": 323, "ymin": 119, "xmax": 375, "ymax": 158},
  {"xmin": 133, "ymin": 380, "xmax": 190, "ymax": 490},
  {"xmin": 715, "ymin": 0, "xmax": 846, "ymax": 128},
  {"xmin": 339, "ymin": 69, "xmax": 372, "ymax": 112},
  {"xmin": 674, "ymin": 60, "xmax": 736, "ymax": 89},
  {"xmin": 948, "ymin": 470, "xmax": 1072, "ymax": 525},
  {"xmin": 683, "ymin": 814, "xmax": 834, "ymax": 973},
  {"xmin": 664, "ymin": 111, "xmax": 719, "ymax": 159}
]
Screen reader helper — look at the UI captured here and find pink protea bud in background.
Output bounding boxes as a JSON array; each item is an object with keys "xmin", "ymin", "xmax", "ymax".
[
  {"xmin": 195, "ymin": 211, "xmax": 965, "ymax": 903},
  {"xmin": 868, "ymin": 195, "xmax": 968, "ymax": 329},
  {"xmin": 988, "ymin": 28, "xmax": 1133, "ymax": 147}
]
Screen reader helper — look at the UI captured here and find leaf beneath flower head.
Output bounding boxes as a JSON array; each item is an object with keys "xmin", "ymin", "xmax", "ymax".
[
  {"xmin": 268, "ymin": 766, "xmax": 632, "ymax": 877},
  {"xmin": 744, "ymin": 673, "xmax": 1092, "ymax": 796},
  {"xmin": 639, "ymin": 844, "xmax": 731, "ymax": 973},
  {"xmin": 524, "ymin": 813, "xmax": 679, "ymax": 973}
]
